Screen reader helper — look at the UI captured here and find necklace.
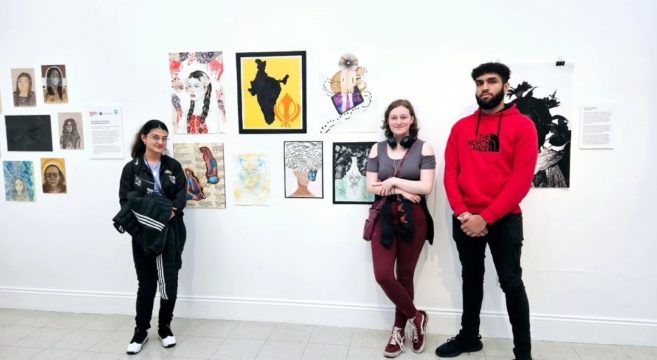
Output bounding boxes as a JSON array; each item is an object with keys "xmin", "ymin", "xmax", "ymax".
[{"xmin": 391, "ymin": 148, "xmax": 407, "ymax": 175}]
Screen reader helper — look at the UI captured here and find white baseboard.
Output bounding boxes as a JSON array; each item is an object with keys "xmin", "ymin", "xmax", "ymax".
[{"xmin": 0, "ymin": 287, "xmax": 655, "ymax": 347}]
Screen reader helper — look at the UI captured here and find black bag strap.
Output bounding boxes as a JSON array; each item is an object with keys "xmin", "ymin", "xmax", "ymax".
[
  {"xmin": 393, "ymin": 140, "xmax": 415, "ymax": 177},
  {"xmin": 372, "ymin": 141, "xmax": 417, "ymax": 211}
]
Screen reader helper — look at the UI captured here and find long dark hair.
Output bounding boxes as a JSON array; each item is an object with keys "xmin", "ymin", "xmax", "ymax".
[
  {"xmin": 381, "ymin": 99, "xmax": 419, "ymax": 139},
  {"xmin": 186, "ymin": 70, "xmax": 212, "ymax": 125},
  {"xmin": 14, "ymin": 72, "xmax": 33, "ymax": 94},
  {"xmin": 60, "ymin": 118, "xmax": 81, "ymax": 149},
  {"xmin": 46, "ymin": 67, "xmax": 64, "ymax": 100},
  {"xmin": 131, "ymin": 120, "xmax": 169, "ymax": 158}
]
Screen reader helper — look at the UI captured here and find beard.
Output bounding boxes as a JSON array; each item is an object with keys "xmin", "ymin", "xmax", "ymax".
[{"xmin": 476, "ymin": 89, "xmax": 505, "ymax": 110}]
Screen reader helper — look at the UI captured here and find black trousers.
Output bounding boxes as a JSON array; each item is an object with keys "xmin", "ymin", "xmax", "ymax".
[
  {"xmin": 453, "ymin": 213, "xmax": 531, "ymax": 357},
  {"xmin": 132, "ymin": 239, "xmax": 179, "ymax": 331}
]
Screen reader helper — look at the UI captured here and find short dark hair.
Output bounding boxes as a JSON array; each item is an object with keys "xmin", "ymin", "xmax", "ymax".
[
  {"xmin": 43, "ymin": 164, "xmax": 66, "ymax": 191},
  {"xmin": 131, "ymin": 120, "xmax": 169, "ymax": 158},
  {"xmin": 471, "ymin": 62, "xmax": 511, "ymax": 83},
  {"xmin": 381, "ymin": 99, "xmax": 419, "ymax": 139}
]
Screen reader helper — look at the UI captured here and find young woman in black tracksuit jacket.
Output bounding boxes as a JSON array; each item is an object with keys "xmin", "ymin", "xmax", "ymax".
[{"xmin": 119, "ymin": 119, "xmax": 187, "ymax": 355}]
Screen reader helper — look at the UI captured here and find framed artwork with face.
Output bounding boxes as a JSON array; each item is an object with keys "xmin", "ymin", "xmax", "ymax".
[
  {"xmin": 233, "ymin": 153, "xmax": 270, "ymax": 205},
  {"xmin": 41, "ymin": 65, "xmax": 69, "ymax": 104},
  {"xmin": 41, "ymin": 158, "xmax": 67, "ymax": 194},
  {"xmin": 58, "ymin": 112, "xmax": 84, "ymax": 150},
  {"xmin": 284, "ymin": 141, "xmax": 323, "ymax": 199},
  {"xmin": 173, "ymin": 143, "xmax": 226, "ymax": 209},
  {"xmin": 11, "ymin": 68, "xmax": 37, "ymax": 107},
  {"xmin": 332, "ymin": 141, "xmax": 375, "ymax": 204},
  {"xmin": 169, "ymin": 51, "xmax": 226, "ymax": 134},
  {"xmin": 318, "ymin": 49, "xmax": 378, "ymax": 133},
  {"xmin": 3, "ymin": 161, "xmax": 36, "ymax": 202}
]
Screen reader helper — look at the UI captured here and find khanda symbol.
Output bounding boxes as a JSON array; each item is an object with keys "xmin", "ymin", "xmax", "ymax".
[{"xmin": 274, "ymin": 93, "xmax": 300, "ymax": 127}]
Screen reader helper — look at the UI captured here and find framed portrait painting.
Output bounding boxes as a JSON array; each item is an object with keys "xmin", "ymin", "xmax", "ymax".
[
  {"xmin": 169, "ymin": 51, "xmax": 226, "ymax": 134},
  {"xmin": 172, "ymin": 143, "xmax": 226, "ymax": 209},
  {"xmin": 332, "ymin": 142, "xmax": 375, "ymax": 204},
  {"xmin": 4, "ymin": 161, "xmax": 35, "ymax": 202},
  {"xmin": 41, "ymin": 65, "xmax": 69, "ymax": 104},
  {"xmin": 284, "ymin": 141, "xmax": 323, "ymax": 199}
]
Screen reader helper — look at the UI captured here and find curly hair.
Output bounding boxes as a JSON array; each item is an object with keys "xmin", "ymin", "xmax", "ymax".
[
  {"xmin": 471, "ymin": 62, "xmax": 511, "ymax": 83},
  {"xmin": 60, "ymin": 118, "xmax": 81, "ymax": 149}
]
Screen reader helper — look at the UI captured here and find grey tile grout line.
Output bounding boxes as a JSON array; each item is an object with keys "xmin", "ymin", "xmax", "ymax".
[
  {"xmin": 3, "ymin": 313, "xmax": 657, "ymax": 359},
  {"xmin": 345, "ymin": 327, "xmax": 357, "ymax": 360},
  {"xmin": 204, "ymin": 323, "xmax": 236, "ymax": 360},
  {"xmin": 297, "ymin": 325, "xmax": 317, "ymax": 360},
  {"xmin": 246, "ymin": 320, "xmax": 271, "ymax": 360}
]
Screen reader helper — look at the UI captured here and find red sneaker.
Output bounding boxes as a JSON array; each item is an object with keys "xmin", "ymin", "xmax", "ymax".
[
  {"xmin": 383, "ymin": 326, "xmax": 405, "ymax": 358},
  {"xmin": 408, "ymin": 310, "xmax": 428, "ymax": 353}
]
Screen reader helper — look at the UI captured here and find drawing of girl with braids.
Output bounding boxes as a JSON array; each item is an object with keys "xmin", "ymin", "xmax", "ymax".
[
  {"xmin": 184, "ymin": 70, "xmax": 212, "ymax": 134},
  {"xmin": 169, "ymin": 51, "xmax": 226, "ymax": 134}
]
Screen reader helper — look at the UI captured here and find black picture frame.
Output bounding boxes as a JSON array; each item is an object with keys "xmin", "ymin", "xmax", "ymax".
[
  {"xmin": 236, "ymin": 51, "xmax": 307, "ymax": 134},
  {"xmin": 283, "ymin": 141, "xmax": 324, "ymax": 199},
  {"xmin": 332, "ymin": 141, "xmax": 376, "ymax": 204}
]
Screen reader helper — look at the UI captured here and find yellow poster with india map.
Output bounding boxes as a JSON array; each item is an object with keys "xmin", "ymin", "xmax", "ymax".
[{"xmin": 236, "ymin": 51, "xmax": 306, "ymax": 133}]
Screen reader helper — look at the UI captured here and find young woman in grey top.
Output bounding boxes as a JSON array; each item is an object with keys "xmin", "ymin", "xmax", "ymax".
[{"xmin": 366, "ymin": 99, "xmax": 436, "ymax": 357}]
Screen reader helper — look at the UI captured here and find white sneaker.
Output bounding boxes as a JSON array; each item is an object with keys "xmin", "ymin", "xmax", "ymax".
[
  {"xmin": 158, "ymin": 326, "xmax": 177, "ymax": 348},
  {"xmin": 126, "ymin": 336, "xmax": 148, "ymax": 355},
  {"xmin": 160, "ymin": 334, "xmax": 177, "ymax": 348}
]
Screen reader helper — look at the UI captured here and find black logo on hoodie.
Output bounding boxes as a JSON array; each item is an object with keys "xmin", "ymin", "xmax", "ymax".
[
  {"xmin": 468, "ymin": 134, "xmax": 500, "ymax": 152},
  {"xmin": 469, "ymin": 109, "xmax": 503, "ymax": 152}
]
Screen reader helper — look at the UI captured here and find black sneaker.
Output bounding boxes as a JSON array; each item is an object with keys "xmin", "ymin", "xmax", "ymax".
[
  {"xmin": 435, "ymin": 333, "xmax": 483, "ymax": 358},
  {"xmin": 126, "ymin": 328, "xmax": 148, "ymax": 355},
  {"xmin": 158, "ymin": 325, "xmax": 177, "ymax": 348}
]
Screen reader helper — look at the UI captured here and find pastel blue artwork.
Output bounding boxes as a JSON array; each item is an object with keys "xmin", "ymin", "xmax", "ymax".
[{"xmin": 3, "ymin": 161, "xmax": 35, "ymax": 202}]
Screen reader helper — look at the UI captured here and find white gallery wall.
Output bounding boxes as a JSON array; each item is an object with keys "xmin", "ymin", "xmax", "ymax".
[{"xmin": 1, "ymin": 0, "xmax": 656, "ymax": 347}]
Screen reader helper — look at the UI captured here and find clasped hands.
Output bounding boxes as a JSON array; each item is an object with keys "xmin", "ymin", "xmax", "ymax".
[
  {"xmin": 372, "ymin": 177, "xmax": 421, "ymax": 203},
  {"xmin": 457, "ymin": 212, "xmax": 488, "ymax": 237}
]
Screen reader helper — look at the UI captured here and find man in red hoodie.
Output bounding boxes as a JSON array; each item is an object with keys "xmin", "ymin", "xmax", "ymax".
[{"xmin": 436, "ymin": 63, "xmax": 538, "ymax": 360}]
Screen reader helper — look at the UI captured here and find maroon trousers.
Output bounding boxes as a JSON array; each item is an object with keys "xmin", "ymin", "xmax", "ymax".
[{"xmin": 371, "ymin": 202, "xmax": 428, "ymax": 327}]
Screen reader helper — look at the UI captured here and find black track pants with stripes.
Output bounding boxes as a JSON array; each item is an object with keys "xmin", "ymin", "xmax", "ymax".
[{"xmin": 132, "ymin": 237, "xmax": 179, "ymax": 331}]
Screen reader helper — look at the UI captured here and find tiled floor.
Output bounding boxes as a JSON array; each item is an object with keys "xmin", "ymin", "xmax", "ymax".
[{"xmin": 0, "ymin": 309, "xmax": 655, "ymax": 359}]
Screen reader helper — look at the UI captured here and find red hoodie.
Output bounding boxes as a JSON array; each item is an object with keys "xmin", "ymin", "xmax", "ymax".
[{"xmin": 444, "ymin": 104, "xmax": 538, "ymax": 224}]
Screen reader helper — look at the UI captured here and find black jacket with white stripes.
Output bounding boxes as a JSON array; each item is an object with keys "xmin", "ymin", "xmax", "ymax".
[
  {"xmin": 116, "ymin": 155, "xmax": 187, "ymax": 267},
  {"xmin": 118, "ymin": 155, "xmax": 187, "ymax": 213},
  {"xmin": 114, "ymin": 192, "xmax": 174, "ymax": 255}
]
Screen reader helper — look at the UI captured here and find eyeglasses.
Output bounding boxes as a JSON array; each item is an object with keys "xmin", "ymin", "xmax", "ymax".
[
  {"xmin": 45, "ymin": 173, "xmax": 59, "ymax": 179},
  {"xmin": 148, "ymin": 135, "xmax": 168, "ymax": 142}
]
